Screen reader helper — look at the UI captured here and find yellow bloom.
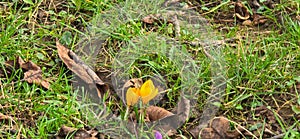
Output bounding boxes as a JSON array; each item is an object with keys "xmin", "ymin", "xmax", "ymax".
[{"xmin": 126, "ymin": 79, "xmax": 158, "ymax": 106}]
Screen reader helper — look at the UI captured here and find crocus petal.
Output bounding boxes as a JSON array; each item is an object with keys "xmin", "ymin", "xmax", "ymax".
[{"xmin": 154, "ymin": 131, "xmax": 163, "ymax": 139}]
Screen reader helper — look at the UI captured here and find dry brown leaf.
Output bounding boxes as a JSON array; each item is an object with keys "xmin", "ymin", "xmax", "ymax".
[
  {"xmin": 210, "ymin": 117, "xmax": 239, "ymax": 138},
  {"xmin": 210, "ymin": 117, "xmax": 230, "ymax": 138},
  {"xmin": 128, "ymin": 106, "xmax": 174, "ymax": 123},
  {"xmin": 235, "ymin": 1, "xmax": 250, "ymax": 20},
  {"xmin": 144, "ymin": 95, "xmax": 190, "ymax": 137},
  {"xmin": 200, "ymin": 128, "xmax": 216, "ymax": 139},
  {"xmin": 150, "ymin": 109, "xmax": 180, "ymax": 136},
  {"xmin": 191, "ymin": 117, "xmax": 242, "ymax": 139},
  {"xmin": 20, "ymin": 60, "xmax": 50, "ymax": 89},
  {"xmin": 141, "ymin": 13, "xmax": 172, "ymax": 24},
  {"xmin": 56, "ymin": 125, "xmax": 100, "ymax": 139},
  {"xmin": 56, "ymin": 41, "xmax": 108, "ymax": 98},
  {"xmin": 151, "ymin": 114, "xmax": 179, "ymax": 136},
  {"xmin": 74, "ymin": 129, "xmax": 95, "ymax": 139},
  {"xmin": 146, "ymin": 106, "xmax": 174, "ymax": 121},
  {"xmin": 23, "ymin": 69, "xmax": 50, "ymax": 89},
  {"xmin": 177, "ymin": 95, "xmax": 190, "ymax": 123},
  {"xmin": 127, "ymin": 106, "xmax": 177, "ymax": 136},
  {"xmin": 0, "ymin": 57, "xmax": 50, "ymax": 89}
]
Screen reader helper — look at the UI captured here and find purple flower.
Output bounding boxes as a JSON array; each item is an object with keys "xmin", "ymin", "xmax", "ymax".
[{"xmin": 154, "ymin": 131, "xmax": 162, "ymax": 139}]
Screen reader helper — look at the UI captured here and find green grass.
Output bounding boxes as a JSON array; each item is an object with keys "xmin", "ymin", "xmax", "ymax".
[{"xmin": 1, "ymin": 0, "xmax": 300, "ymax": 138}]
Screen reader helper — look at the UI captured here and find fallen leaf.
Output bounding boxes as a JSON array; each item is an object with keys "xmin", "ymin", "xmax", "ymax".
[
  {"xmin": 74, "ymin": 129, "xmax": 93, "ymax": 139},
  {"xmin": 200, "ymin": 128, "xmax": 216, "ymax": 139},
  {"xmin": 191, "ymin": 117, "xmax": 242, "ymax": 139},
  {"xmin": 127, "ymin": 106, "xmax": 177, "ymax": 136},
  {"xmin": 296, "ymin": 15, "xmax": 300, "ymax": 21},
  {"xmin": 141, "ymin": 11, "xmax": 183, "ymax": 37},
  {"xmin": 0, "ymin": 57, "xmax": 50, "ymax": 89},
  {"xmin": 21, "ymin": 60, "xmax": 50, "ymax": 89},
  {"xmin": 56, "ymin": 41, "xmax": 109, "ymax": 98},
  {"xmin": 209, "ymin": 117, "xmax": 240, "ymax": 138},
  {"xmin": 56, "ymin": 125, "xmax": 100, "ymax": 139},
  {"xmin": 146, "ymin": 106, "xmax": 174, "ymax": 121},
  {"xmin": 144, "ymin": 95, "xmax": 190, "ymax": 137},
  {"xmin": 24, "ymin": 69, "xmax": 50, "ymax": 89},
  {"xmin": 151, "ymin": 115, "xmax": 179, "ymax": 136},
  {"xmin": 177, "ymin": 94, "xmax": 190, "ymax": 124},
  {"xmin": 128, "ymin": 106, "xmax": 174, "ymax": 123}
]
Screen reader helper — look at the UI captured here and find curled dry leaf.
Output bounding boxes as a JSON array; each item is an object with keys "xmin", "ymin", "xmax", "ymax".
[
  {"xmin": 0, "ymin": 56, "xmax": 50, "ymax": 89},
  {"xmin": 151, "ymin": 114, "xmax": 179, "ymax": 136},
  {"xmin": 128, "ymin": 106, "xmax": 174, "ymax": 122},
  {"xmin": 200, "ymin": 128, "xmax": 216, "ymax": 139},
  {"xmin": 56, "ymin": 41, "xmax": 109, "ymax": 98},
  {"xmin": 147, "ymin": 94, "xmax": 190, "ymax": 137},
  {"xmin": 22, "ymin": 60, "xmax": 50, "ymax": 89},
  {"xmin": 235, "ymin": 1, "xmax": 250, "ymax": 20},
  {"xmin": 127, "ymin": 106, "xmax": 177, "ymax": 136},
  {"xmin": 191, "ymin": 117, "xmax": 242, "ymax": 139},
  {"xmin": 56, "ymin": 125, "xmax": 100, "ymax": 139},
  {"xmin": 146, "ymin": 106, "xmax": 174, "ymax": 121},
  {"xmin": 209, "ymin": 117, "xmax": 241, "ymax": 138},
  {"xmin": 177, "ymin": 95, "xmax": 190, "ymax": 124}
]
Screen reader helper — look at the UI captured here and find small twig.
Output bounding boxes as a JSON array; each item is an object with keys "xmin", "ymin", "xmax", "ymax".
[{"xmin": 159, "ymin": 88, "xmax": 171, "ymax": 94}]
